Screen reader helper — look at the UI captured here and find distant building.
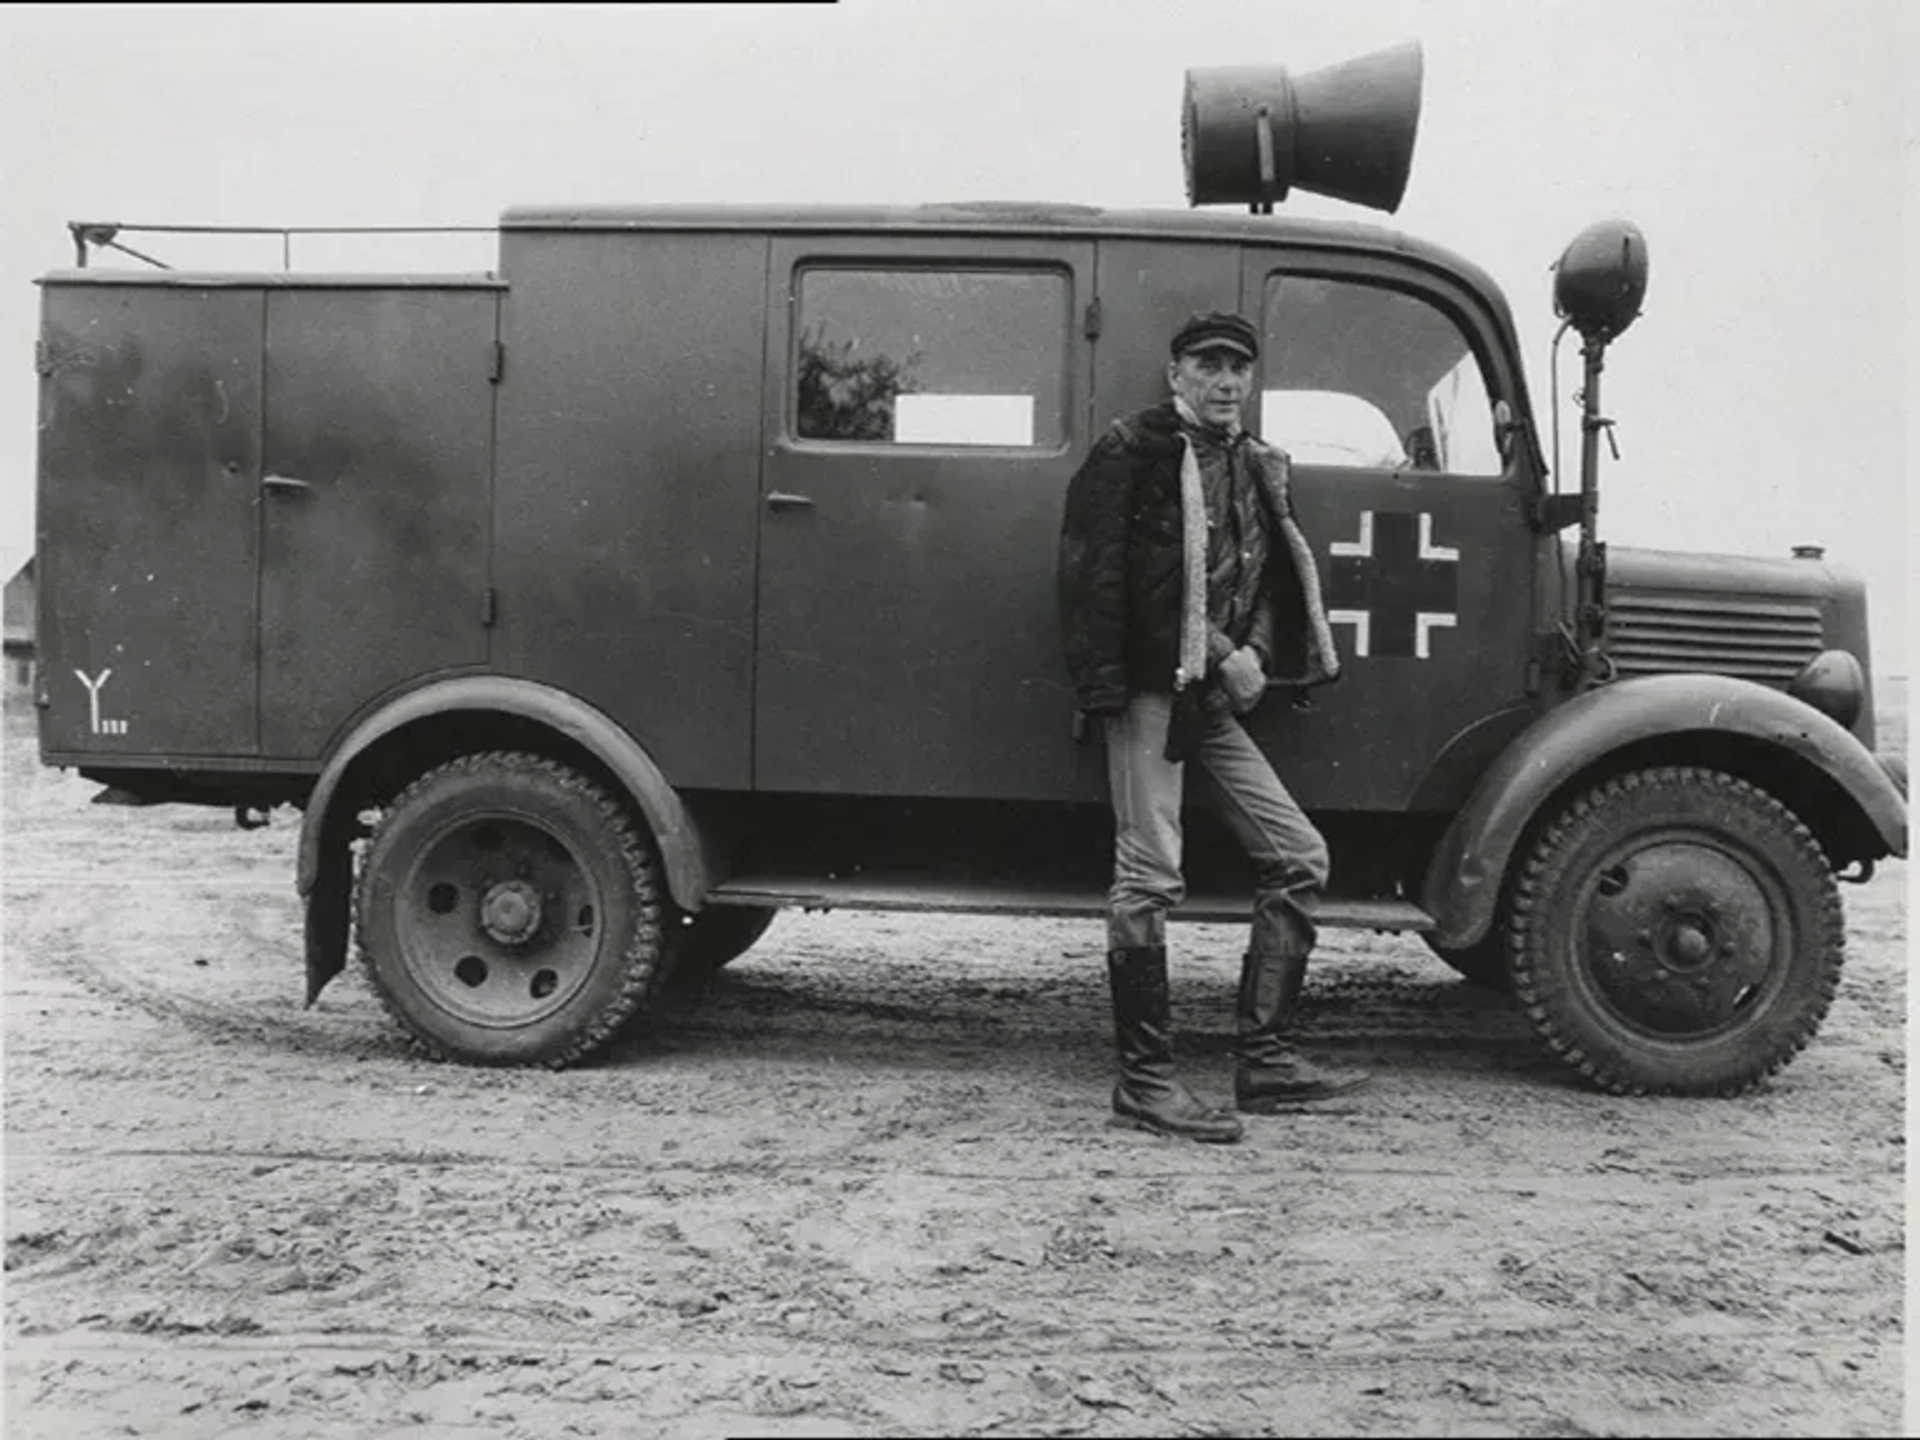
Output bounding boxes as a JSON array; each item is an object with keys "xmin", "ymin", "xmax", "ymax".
[{"xmin": 4, "ymin": 557, "xmax": 35, "ymax": 693}]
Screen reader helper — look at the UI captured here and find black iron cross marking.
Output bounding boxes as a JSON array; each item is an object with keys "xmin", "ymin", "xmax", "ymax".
[{"xmin": 1325, "ymin": 510, "xmax": 1460, "ymax": 659}]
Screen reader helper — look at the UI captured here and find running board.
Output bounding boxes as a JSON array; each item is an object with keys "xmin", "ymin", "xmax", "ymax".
[{"xmin": 705, "ymin": 875, "xmax": 1435, "ymax": 932}]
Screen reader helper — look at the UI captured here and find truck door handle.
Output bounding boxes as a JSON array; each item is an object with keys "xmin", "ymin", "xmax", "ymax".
[
  {"xmin": 765, "ymin": 491, "xmax": 815, "ymax": 510},
  {"xmin": 261, "ymin": 474, "xmax": 312, "ymax": 494}
]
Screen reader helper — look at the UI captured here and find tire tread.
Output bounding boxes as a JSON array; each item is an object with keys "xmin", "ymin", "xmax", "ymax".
[
  {"xmin": 354, "ymin": 751, "xmax": 664, "ymax": 1069},
  {"xmin": 1507, "ymin": 766, "xmax": 1844, "ymax": 1097}
]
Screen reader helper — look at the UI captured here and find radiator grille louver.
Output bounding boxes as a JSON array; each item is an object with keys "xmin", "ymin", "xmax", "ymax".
[{"xmin": 1605, "ymin": 594, "xmax": 1823, "ymax": 683}]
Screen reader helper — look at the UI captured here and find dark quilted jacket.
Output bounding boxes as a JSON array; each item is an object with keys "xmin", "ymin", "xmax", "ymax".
[{"xmin": 1058, "ymin": 399, "xmax": 1343, "ymax": 717}]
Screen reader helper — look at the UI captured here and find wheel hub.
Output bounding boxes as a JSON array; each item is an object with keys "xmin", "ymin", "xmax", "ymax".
[
  {"xmin": 480, "ymin": 879, "xmax": 545, "ymax": 945},
  {"xmin": 1661, "ymin": 916, "xmax": 1713, "ymax": 971},
  {"xmin": 1582, "ymin": 838, "xmax": 1782, "ymax": 1037},
  {"xmin": 394, "ymin": 812, "xmax": 602, "ymax": 1029}
]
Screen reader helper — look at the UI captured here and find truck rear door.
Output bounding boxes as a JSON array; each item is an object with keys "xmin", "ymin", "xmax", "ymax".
[{"xmin": 36, "ymin": 281, "xmax": 263, "ymax": 759}]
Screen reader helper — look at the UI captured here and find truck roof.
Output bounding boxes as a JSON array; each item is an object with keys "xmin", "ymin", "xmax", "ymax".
[
  {"xmin": 503, "ymin": 201, "xmax": 1519, "ymax": 334},
  {"xmin": 500, "ymin": 199, "xmax": 1465, "ymax": 263},
  {"xmin": 38, "ymin": 202, "xmax": 1520, "ymax": 341},
  {"xmin": 37, "ymin": 272, "xmax": 506, "ymax": 289}
]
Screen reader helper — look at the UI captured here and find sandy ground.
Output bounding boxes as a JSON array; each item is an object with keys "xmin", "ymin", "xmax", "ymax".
[{"xmin": 2, "ymin": 693, "xmax": 1908, "ymax": 1439}]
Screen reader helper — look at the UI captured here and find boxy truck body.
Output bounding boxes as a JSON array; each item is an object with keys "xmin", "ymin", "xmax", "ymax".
[
  {"xmin": 34, "ymin": 204, "xmax": 1908, "ymax": 1091},
  {"xmin": 38, "ymin": 206, "xmax": 1548, "ymax": 855}
]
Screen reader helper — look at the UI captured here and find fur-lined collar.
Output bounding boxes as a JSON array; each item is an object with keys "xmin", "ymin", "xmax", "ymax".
[{"xmin": 1117, "ymin": 398, "xmax": 1282, "ymax": 464}]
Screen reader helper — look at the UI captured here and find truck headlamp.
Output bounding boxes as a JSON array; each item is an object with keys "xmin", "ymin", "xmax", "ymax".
[{"xmin": 1787, "ymin": 649, "xmax": 1865, "ymax": 730}]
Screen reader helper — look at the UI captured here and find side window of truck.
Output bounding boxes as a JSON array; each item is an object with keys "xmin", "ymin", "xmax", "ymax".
[
  {"xmin": 792, "ymin": 267, "xmax": 1070, "ymax": 448},
  {"xmin": 1258, "ymin": 274, "xmax": 1501, "ymax": 476}
]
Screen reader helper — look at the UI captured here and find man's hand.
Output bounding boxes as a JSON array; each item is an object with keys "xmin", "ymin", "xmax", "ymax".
[{"xmin": 1217, "ymin": 646, "xmax": 1267, "ymax": 714}]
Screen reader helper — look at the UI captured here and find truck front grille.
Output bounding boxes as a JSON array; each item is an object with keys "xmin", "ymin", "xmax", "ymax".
[{"xmin": 1606, "ymin": 594, "xmax": 1823, "ymax": 684}]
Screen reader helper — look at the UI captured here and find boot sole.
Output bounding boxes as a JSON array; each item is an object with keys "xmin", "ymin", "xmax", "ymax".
[
  {"xmin": 1237, "ymin": 1076, "xmax": 1372, "ymax": 1112},
  {"xmin": 1110, "ymin": 1114, "xmax": 1243, "ymax": 1144}
]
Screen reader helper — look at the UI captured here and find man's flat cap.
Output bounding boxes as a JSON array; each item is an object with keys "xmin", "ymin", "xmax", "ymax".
[{"xmin": 1170, "ymin": 311, "xmax": 1259, "ymax": 361}]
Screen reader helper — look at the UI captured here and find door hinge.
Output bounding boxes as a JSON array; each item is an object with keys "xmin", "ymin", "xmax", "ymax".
[
  {"xmin": 1530, "ymin": 491, "xmax": 1583, "ymax": 533},
  {"xmin": 488, "ymin": 340, "xmax": 505, "ymax": 383},
  {"xmin": 1083, "ymin": 298, "xmax": 1102, "ymax": 341},
  {"xmin": 34, "ymin": 339, "xmax": 53, "ymax": 377},
  {"xmin": 481, "ymin": 587, "xmax": 498, "ymax": 627}
]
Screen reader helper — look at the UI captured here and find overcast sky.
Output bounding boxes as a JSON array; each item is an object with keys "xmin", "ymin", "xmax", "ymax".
[{"xmin": 2, "ymin": 0, "xmax": 1912, "ymax": 668}]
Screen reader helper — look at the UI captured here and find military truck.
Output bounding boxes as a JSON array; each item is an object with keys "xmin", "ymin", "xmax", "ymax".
[{"xmin": 32, "ymin": 44, "xmax": 1906, "ymax": 1095}]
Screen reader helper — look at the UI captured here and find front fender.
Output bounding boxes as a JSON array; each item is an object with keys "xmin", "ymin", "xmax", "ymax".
[
  {"xmin": 296, "ymin": 677, "xmax": 711, "ymax": 1004},
  {"xmin": 1422, "ymin": 674, "xmax": 1908, "ymax": 949}
]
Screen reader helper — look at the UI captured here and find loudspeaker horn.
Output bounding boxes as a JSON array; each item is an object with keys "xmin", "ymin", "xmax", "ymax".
[{"xmin": 1183, "ymin": 41, "xmax": 1424, "ymax": 213}]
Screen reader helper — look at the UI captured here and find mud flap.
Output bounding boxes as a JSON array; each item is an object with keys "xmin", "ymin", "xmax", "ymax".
[{"xmin": 303, "ymin": 834, "xmax": 353, "ymax": 1007}]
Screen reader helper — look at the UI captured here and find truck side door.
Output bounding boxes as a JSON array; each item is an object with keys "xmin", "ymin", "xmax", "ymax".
[
  {"xmin": 258, "ymin": 283, "xmax": 499, "ymax": 758},
  {"xmin": 754, "ymin": 236, "xmax": 1095, "ymax": 799},
  {"xmin": 1237, "ymin": 248, "xmax": 1537, "ymax": 811}
]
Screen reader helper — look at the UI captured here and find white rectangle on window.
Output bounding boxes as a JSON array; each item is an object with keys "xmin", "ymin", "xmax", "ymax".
[{"xmin": 893, "ymin": 393, "xmax": 1035, "ymax": 447}]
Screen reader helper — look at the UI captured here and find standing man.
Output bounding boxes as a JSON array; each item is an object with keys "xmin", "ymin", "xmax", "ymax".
[{"xmin": 1058, "ymin": 311, "xmax": 1368, "ymax": 1145}]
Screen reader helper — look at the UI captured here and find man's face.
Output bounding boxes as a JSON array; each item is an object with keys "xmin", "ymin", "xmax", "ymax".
[{"xmin": 1167, "ymin": 346, "xmax": 1254, "ymax": 430}]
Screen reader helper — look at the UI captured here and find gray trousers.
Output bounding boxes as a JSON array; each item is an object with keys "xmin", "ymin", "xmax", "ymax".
[{"xmin": 1103, "ymin": 693, "xmax": 1330, "ymax": 955}]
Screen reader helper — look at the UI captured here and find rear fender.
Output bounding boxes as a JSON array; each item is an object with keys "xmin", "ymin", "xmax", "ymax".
[
  {"xmin": 1422, "ymin": 673, "xmax": 1908, "ymax": 949},
  {"xmin": 297, "ymin": 676, "xmax": 710, "ymax": 1004}
]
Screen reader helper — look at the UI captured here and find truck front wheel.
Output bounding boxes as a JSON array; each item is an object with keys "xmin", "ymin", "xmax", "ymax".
[
  {"xmin": 355, "ymin": 752, "xmax": 667, "ymax": 1068},
  {"xmin": 1509, "ymin": 767, "xmax": 1844, "ymax": 1096}
]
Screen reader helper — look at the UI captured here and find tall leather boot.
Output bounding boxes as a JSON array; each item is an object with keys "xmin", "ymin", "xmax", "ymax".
[
  {"xmin": 1235, "ymin": 945, "xmax": 1370, "ymax": 1112},
  {"xmin": 1107, "ymin": 947, "xmax": 1243, "ymax": 1144}
]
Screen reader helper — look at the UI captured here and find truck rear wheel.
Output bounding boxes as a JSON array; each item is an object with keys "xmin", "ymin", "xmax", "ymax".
[
  {"xmin": 355, "ymin": 752, "xmax": 666, "ymax": 1068},
  {"xmin": 665, "ymin": 905, "xmax": 777, "ymax": 990},
  {"xmin": 1509, "ymin": 767, "xmax": 1843, "ymax": 1096}
]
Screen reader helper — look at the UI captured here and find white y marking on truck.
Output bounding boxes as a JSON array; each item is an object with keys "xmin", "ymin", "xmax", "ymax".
[{"xmin": 73, "ymin": 668, "xmax": 129, "ymax": 736}]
